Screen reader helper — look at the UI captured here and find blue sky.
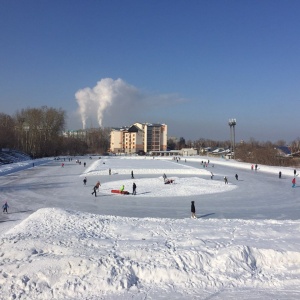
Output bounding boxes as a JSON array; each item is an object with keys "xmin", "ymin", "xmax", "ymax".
[{"xmin": 1, "ymin": 0, "xmax": 300, "ymax": 143}]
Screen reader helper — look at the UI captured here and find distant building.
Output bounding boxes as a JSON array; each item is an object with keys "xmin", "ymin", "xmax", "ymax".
[
  {"xmin": 180, "ymin": 148, "xmax": 198, "ymax": 156},
  {"xmin": 110, "ymin": 122, "xmax": 167, "ymax": 154},
  {"xmin": 62, "ymin": 130, "xmax": 87, "ymax": 140}
]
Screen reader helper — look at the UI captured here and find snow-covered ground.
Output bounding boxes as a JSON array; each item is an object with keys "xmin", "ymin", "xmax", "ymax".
[{"xmin": 0, "ymin": 156, "xmax": 300, "ymax": 299}]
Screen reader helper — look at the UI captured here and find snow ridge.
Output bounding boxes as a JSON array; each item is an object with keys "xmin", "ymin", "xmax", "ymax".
[{"xmin": 1, "ymin": 208, "xmax": 299, "ymax": 299}]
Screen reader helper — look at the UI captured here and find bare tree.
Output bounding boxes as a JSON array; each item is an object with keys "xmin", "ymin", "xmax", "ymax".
[
  {"xmin": 13, "ymin": 106, "xmax": 66, "ymax": 157},
  {"xmin": 0, "ymin": 113, "xmax": 15, "ymax": 148}
]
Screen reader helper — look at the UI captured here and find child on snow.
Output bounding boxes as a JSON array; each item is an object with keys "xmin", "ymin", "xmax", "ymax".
[{"xmin": 2, "ymin": 202, "xmax": 9, "ymax": 213}]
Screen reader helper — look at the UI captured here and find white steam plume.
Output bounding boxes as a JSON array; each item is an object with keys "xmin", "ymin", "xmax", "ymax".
[
  {"xmin": 75, "ymin": 78, "xmax": 135, "ymax": 129},
  {"xmin": 75, "ymin": 78, "xmax": 186, "ymax": 129}
]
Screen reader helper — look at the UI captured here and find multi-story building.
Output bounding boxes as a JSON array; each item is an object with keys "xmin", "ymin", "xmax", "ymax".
[{"xmin": 110, "ymin": 122, "xmax": 167, "ymax": 154}]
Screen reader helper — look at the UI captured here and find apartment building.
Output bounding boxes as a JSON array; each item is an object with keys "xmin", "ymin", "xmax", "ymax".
[{"xmin": 110, "ymin": 123, "xmax": 167, "ymax": 154}]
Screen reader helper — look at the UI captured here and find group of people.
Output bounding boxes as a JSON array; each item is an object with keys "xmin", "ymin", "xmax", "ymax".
[
  {"xmin": 251, "ymin": 164, "xmax": 258, "ymax": 171},
  {"xmin": 276, "ymin": 169, "xmax": 297, "ymax": 188},
  {"xmin": 119, "ymin": 183, "xmax": 137, "ymax": 195}
]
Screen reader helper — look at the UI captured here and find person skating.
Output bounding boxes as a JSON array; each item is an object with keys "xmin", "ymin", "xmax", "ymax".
[
  {"xmin": 83, "ymin": 177, "xmax": 87, "ymax": 185},
  {"xmin": 292, "ymin": 177, "xmax": 296, "ymax": 188},
  {"xmin": 132, "ymin": 183, "xmax": 137, "ymax": 195},
  {"xmin": 109, "ymin": 168, "xmax": 111, "ymax": 175},
  {"xmin": 224, "ymin": 176, "xmax": 228, "ymax": 184},
  {"xmin": 235, "ymin": 174, "xmax": 238, "ymax": 180},
  {"xmin": 131, "ymin": 170, "xmax": 134, "ymax": 179},
  {"xmin": 91, "ymin": 183, "xmax": 99, "ymax": 197},
  {"xmin": 279, "ymin": 171, "xmax": 282, "ymax": 179},
  {"xmin": 2, "ymin": 201, "xmax": 9, "ymax": 213},
  {"xmin": 191, "ymin": 201, "xmax": 196, "ymax": 219}
]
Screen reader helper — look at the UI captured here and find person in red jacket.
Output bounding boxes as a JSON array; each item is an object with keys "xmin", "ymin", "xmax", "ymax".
[{"xmin": 292, "ymin": 177, "xmax": 296, "ymax": 188}]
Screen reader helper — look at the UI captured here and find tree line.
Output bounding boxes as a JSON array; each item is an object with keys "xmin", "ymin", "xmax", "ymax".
[
  {"xmin": 168, "ymin": 137, "xmax": 300, "ymax": 167},
  {"xmin": 0, "ymin": 107, "xmax": 110, "ymax": 157}
]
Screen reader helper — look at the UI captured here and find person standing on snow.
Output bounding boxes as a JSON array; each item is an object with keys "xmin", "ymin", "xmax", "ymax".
[
  {"xmin": 2, "ymin": 201, "xmax": 9, "ymax": 213},
  {"xmin": 92, "ymin": 182, "xmax": 100, "ymax": 197},
  {"xmin": 91, "ymin": 185, "xmax": 97, "ymax": 197},
  {"xmin": 132, "ymin": 183, "xmax": 137, "ymax": 195},
  {"xmin": 131, "ymin": 170, "xmax": 134, "ymax": 179},
  {"xmin": 163, "ymin": 173, "xmax": 167, "ymax": 181},
  {"xmin": 191, "ymin": 201, "xmax": 196, "ymax": 219}
]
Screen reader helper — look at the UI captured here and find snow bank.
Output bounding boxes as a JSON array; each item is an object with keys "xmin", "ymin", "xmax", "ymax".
[{"xmin": 1, "ymin": 208, "xmax": 299, "ymax": 299}]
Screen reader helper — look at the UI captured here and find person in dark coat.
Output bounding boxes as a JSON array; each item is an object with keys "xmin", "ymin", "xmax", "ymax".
[
  {"xmin": 91, "ymin": 185, "xmax": 97, "ymax": 197},
  {"xmin": 131, "ymin": 170, "xmax": 134, "ymax": 179},
  {"xmin": 132, "ymin": 183, "xmax": 137, "ymax": 195},
  {"xmin": 279, "ymin": 171, "xmax": 282, "ymax": 179},
  {"xmin": 191, "ymin": 201, "xmax": 196, "ymax": 219},
  {"xmin": 235, "ymin": 174, "xmax": 238, "ymax": 180},
  {"xmin": 2, "ymin": 201, "xmax": 9, "ymax": 213},
  {"xmin": 83, "ymin": 177, "xmax": 87, "ymax": 185}
]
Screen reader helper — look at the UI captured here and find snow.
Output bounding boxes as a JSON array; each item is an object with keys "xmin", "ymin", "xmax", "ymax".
[{"xmin": 1, "ymin": 156, "xmax": 300, "ymax": 299}]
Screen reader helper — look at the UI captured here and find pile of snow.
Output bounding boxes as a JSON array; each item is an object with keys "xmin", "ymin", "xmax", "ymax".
[
  {"xmin": 1, "ymin": 208, "xmax": 300, "ymax": 299},
  {"xmin": 100, "ymin": 176, "xmax": 236, "ymax": 197}
]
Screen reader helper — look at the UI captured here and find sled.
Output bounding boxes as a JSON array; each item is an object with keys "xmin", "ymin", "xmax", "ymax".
[{"xmin": 111, "ymin": 189, "xmax": 130, "ymax": 195}]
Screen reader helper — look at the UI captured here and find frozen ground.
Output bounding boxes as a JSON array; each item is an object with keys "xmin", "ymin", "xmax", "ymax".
[{"xmin": 0, "ymin": 156, "xmax": 300, "ymax": 299}]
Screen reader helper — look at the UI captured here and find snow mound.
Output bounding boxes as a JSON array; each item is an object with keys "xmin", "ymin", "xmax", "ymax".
[
  {"xmin": 101, "ymin": 176, "xmax": 237, "ymax": 197},
  {"xmin": 1, "ymin": 208, "xmax": 300, "ymax": 299}
]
